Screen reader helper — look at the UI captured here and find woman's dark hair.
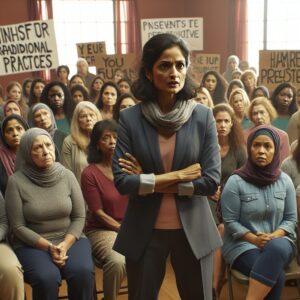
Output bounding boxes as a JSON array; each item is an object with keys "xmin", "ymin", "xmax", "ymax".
[
  {"xmin": 96, "ymin": 81, "xmax": 120, "ymax": 109},
  {"xmin": 131, "ymin": 33, "xmax": 195, "ymax": 102},
  {"xmin": 212, "ymin": 103, "xmax": 245, "ymax": 151},
  {"xmin": 70, "ymin": 84, "xmax": 90, "ymax": 101},
  {"xmin": 28, "ymin": 78, "xmax": 46, "ymax": 106},
  {"xmin": 252, "ymin": 85, "xmax": 270, "ymax": 100},
  {"xmin": 87, "ymin": 119, "xmax": 118, "ymax": 163},
  {"xmin": 40, "ymin": 80, "xmax": 74, "ymax": 122},
  {"xmin": 69, "ymin": 74, "xmax": 85, "ymax": 87},
  {"xmin": 226, "ymin": 79, "xmax": 245, "ymax": 101},
  {"xmin": 270, "ymin": 82, "xmax": 297, "ymax": 116},
  {"xmin": 57, "ymin": 65, "xmax": 70, "ymax": 76},
  {"xmin": 89, "ymin": 75, "xmax": 104, "ymax": 100},
  {"xmin": 113, "ymin": 93, "xmax": 137, "ymax": 121},
  {"xmin": 22, "ymin": 78, "xmax": 33, "ymax": 98},
  {"xmin": 118, "ymin": 77, "xmax": 132, "ymax": 87},
  {"xmin": 201, "ymin": 70, "xmax": 228, "ymax": 105}
]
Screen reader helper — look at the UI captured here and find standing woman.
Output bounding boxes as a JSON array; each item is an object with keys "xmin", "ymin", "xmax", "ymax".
[
  {"xmin": 221, "ymin": 126, "xmax": 297, "ymax": 300},
  {"xmin": 5, "ymin": 128, "xmax": 95, "ymax": 300},
  {"xmin": 271, "ymin": 82, "xmax": 297, "ymax": 132},
  {"xmin": 40, "ymin": 81, "xmax": 74, "ymax": 134},
  {"xmin": 89, "ymin": 76, "xmax": 104, "ymax": 104},
  {"xmin": 96, "ymin": 81, "xmax": 120, "ymax": 120},
  {"xmin": 201, "ymin": 70, "xmax": 228, "ymax": 105},
  {"xmin": 28, "ymin": 78, "xmax": 46, "ymax": 107},
  {"xmin": 61, "ymin": 101, "xmax": 102, "ymax": 183},
  {"xmin": 112, "ymin": 33, "xmax": 222, "ymax": 300}
]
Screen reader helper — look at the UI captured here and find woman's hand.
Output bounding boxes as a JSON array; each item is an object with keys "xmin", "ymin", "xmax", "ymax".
[
  {"xmin": 254, "ymin": 232, "xmax": 272, "ymax": 248},
  {"xmin": 209, "ymin": 186, "xmax": 221, "ymax": 202},
  {"xmin": 174, "ymin": 163, "xmax": 202, "ymax": 182},
  {"xmin": 49, "ymin": 242, "xmax": 69, "ymax": 268},
  {"xmin": 119, "ymin": 153, "xmax": 143, "ymax": 175}
]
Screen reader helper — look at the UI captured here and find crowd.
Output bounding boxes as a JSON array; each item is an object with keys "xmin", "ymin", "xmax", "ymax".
[{"xmin": 0, "ymin": 33, "xmax": 299, "ymax": 300}]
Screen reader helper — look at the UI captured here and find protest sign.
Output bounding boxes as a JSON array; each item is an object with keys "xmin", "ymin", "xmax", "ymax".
[
  {"xmin": 259, "ymin": 50, "xmax": 300, "ymax": 91},
  {"xmin": 95, "ymin": 53, "xmax": 138, "ymax": 82},
  {"xmin": 0, "ymin": 20, "xmax": 58, "ymax": 75},
  {"xmin": 141, "ymin": 18, "xmax": 203, "ymax": 51},
  {"xmin": 76, "ymin": 41, "xmax": 106, "ymax": 66}
]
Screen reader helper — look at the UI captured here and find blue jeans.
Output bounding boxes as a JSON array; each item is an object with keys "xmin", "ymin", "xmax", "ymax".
[
  {"xmin": 15, "ymin": 238, "xmax": 95, "ymax": 300},
  {"xmin": 233, "ymin": 238, "xmax": 294, "ymax": 300}
]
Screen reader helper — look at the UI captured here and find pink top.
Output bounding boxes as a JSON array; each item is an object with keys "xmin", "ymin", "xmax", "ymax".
[{"xmin": 154, "ymin": 133, "xmax": 182, "ymax": 229}]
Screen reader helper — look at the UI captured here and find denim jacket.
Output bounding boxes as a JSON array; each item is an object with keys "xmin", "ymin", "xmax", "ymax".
[{"xmin": 221, "ymin": 172, "xmax": 297, "ymax": 265}]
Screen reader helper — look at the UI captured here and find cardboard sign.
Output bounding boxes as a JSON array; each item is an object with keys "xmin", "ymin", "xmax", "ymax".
[
  {"xmin": 95, "ymin": 53, "xmax": 138, "ymax": 82},
  {"xmin": 76, "ymin": 41, "xmax": 106, "ymax": 66},
  {"xmin": 259, "ymin": 50, "xmax": 300, "ymax": 91},
  {"xmin": 0, "ymin": 20, "xmax": 58, "ymax": 75},
  {"xmin": 141, "ymin": 18, "xmax": 203, "ymax": 51},
  {"xmin": 189, "ymin": 52, "xmax": 221, "ymax": 83}
]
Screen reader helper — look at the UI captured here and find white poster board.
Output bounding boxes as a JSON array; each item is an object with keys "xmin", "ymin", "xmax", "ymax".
[
  {"xmin": 0, "ymin": 20, "xmax": 59, "ymax": 75},
  {"xmin": 141, "ymin": 18, "xmax": 203, "ymax": 51}
]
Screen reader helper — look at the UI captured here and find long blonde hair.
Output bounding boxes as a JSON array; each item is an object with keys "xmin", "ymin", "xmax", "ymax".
[{"xmin": 70, "ymin": 101, "xmax": 101, "ymax": 151}]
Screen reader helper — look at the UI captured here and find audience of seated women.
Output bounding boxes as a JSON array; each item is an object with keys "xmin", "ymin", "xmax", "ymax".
[
  {"xmin": 61, "ymin": 101, "xmax": 101, "ymax": 183},
  {"xmin": 5, "ymin": 128, "xmax": 95, "ymax": 300},
  {"xmin": 81, "ymin": 120, "xmax": 127, "ymax": 300}
]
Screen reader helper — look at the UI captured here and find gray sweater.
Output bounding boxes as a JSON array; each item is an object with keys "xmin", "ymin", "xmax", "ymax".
[
  {"xmin": 0, "ymin": 194, "xmax": 8, "ymax": 242},
  {"xmin": 5, "ymin": 169, "xmax": 86, "ymax": 249}
]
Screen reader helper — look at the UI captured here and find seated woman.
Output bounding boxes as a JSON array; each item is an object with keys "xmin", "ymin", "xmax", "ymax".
[
  {"xmin": 3, "ymin": 99, "xmax": 22, "ymax": 118},
  {"xmin": 221, "ymin": 126, "xmax": 297, "ymax": 300},
  {"xmin": 28, "ymin": 78, "xmax": 46, "ymax": 107},
  {"xmin": 247, "ymin": 97, "xmax": 290, "ymax": 163},
  {"xmin": 5, "ymin": 128, "xmax": 95, "ymax": 300},
  {"xmin": 89, "ymin": 76, "xmax": 104, "ymax": 104},
  {"xmin": 81, "ymin": 120, "xmax": 128, "ymax": 300},
  {"xmin": 193, "ymin": 86, "xmax": 214, "ymax": 108},
  {"xmin": 113, "ymin": 93, "xmax": 137, "ymax": 122},
  {"xmin": 240, "ymin": 69, "xmax": 257, "ymax": 100},
  {"xmin": 70, "ymin": 84, "xmax": 90, "ymax": 106},
  {"xmin": 117, "ymin": 78, "xmax": 132, "ymax": 95},
  {"xmin": 0, "ymin": 115, "xmax": 29, "ymax": 195},
  {"xmin": 0, "ymin": 192, "xmax": 24, "ymax": 300},
  {"xmin": 28, "ymin": 103, "xmax": 68, "ymax": 158},
  {"xmin": 61, "ymin": 101, "xmax": 101, "ymax": 183}
]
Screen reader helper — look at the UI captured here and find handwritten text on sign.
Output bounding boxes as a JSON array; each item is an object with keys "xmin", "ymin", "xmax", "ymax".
[
  {"xmin": 76, "ymin": 41, "xmax": 106, "ymax": 66},
  {"xmin": 141, "ymin": 18, "xmax": 203, "ymax": 51},
  {"xmin": 0, "ymin": 20, "xmax": 58, "ymax": 75},
  {"xmin": 259, "ymin": 50, "xmax": 300, "ymax": 91}
]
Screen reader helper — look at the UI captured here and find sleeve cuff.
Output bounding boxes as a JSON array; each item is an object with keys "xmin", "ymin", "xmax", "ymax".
[
  {"xmin": 178, "ymin": 182, "xmax": 194, "ymax": 196},
  {"xmin": 139, "ymin": 174, "xmax": 155, "ymax": 195}
]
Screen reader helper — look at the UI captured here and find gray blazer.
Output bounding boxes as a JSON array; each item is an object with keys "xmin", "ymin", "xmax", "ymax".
[{"xmin": 112, "ymin": 103, "xmax": 222, "ymax": 260}]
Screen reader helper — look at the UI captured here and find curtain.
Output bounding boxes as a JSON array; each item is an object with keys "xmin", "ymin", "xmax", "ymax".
[
  {"xmin": 28, "ymin": 0, "xmax": 55, "ymax": 81},
  {"xmin": 229, "ymin": 0, "xmax": 248, "ymax": 61},
  {"xmin": 114, "ymin": 0, "xmax": 141, "ymax": 54}
]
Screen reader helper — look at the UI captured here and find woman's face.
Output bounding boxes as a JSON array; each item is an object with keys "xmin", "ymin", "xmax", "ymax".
[
  {"xmin": 78, "ymin": 108, "xmax": 98, "ymax": 133},
  {"xmin": 243, "ymin": 74, "xmax": 256, "ymax": 89},
  {"xmin": 215, "ymin": 111, "xmax": 232, "ymax": 137},
  {"xmin": 194, "ymin": 92, "xmax": 209, "ymax": 106},
  {"xmin": 58, "ymin": 68, "xmax": 68, "ymax": 80},
  {"xmin": 232, "ymin": 93, "xmax": 245, "ymax": 114},
  {"xmin": 118, "ymin": 81, "xmax": 130, "ymax": 94},
  {"xmin": 24, "ymin": 81, "xmax": 32, "ymax": 97},
  {"xmin": 31, "ymin": 135, "xmax": 55, "ymax": 169},
  {"xmin": 97, "ymin": 129, "xmax": 117, "ymax": 157},
  {"xmin": 4, "ymin": 102, "xmax": 21, "ymax": 116},
  {"xmin": 148, "ymin": 46, "xmax": 187, "ymax": 98},
  {"xmin": 72, "ymin": 90, "xmax": 84, "ymax": 105},
  {"xmin": 276, "ymin": 87, "xmax": 293, "ymax": 109},
  {"xmin": 253, "ymin": 88, "xmax": 265, "ymax": 98},
  {"xmin": 120, "ymin": 97, "xmax": 136, "ymax": 111},
  {"xmin": 3, "ymin": 119, "xmax": 25, "ymax": 150},
  {"xmin": 70, "ymin": 77, "xmax": 84, "ymax": 88},
  {"xmin": 102, "ymin": 86, "xmax": 117, "ymax": 107},
  {"xmin": 250, "ymin": 135, "xmax": 275, "ymax": 167},
  {"xmin": 34, "ymin": 108, "xmax": 52, "ymax": 130},
  {"xmin": 204, "ymin": 74, "xmax": 217, "ymax": 93},
  {"xmin": 48, "ymin": 85, "xmax": 65, "ymax": 110},
  {"xmin": 228, "ymin": 59, "xmax": 238, "ymax": 71},
  {"xmin": 8, "ymin": 85, "xmax": 21, "ymax": 101},
  {"xmin": 33, "ymin": 82, "xmax": 45, "ymax": 99},
  {"xmin": 93, "ymin": 79, "xmax": 103, "ymax": 92},
  {"xmin": 114, "ymin": 70, "xmax": 124, "ymax": 83},
  {"xmin": 251, "ymin": 104, "xmax": 271, "ymax": 126}
]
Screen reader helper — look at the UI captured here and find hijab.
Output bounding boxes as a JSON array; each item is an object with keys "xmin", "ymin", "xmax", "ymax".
[
  {"xmin": 16, "ymin": 128, "xmax": 65, "ymax": 187},
  {"xmin": 234, "ymin": 125, "xmax": 281, "ymax": 186},
  {"xmin": 28, "ymin": 103, "xmax": 57, "ymax": 138},
  {"xmin": 0, "ymin": 115, "xmax": 29, "ymax": 177}
]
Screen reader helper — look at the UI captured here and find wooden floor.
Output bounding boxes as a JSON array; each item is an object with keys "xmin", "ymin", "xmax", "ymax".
[{"xmin": 25, "ymin": 257, "xmax": 300, "ymax": 300}]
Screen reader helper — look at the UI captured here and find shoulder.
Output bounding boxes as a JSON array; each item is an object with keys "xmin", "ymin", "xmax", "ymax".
[
  {"xmin": 280, "ymin": 171, "xmax": 294, "ymax": 186},
  {"xmin": 54, "ymin": 130, "xmax": 68, "ymax": 139},
  {"xmin": 289, "ymin": 110, "xmax": 300, "ymax": 122},
  {"xmin": 63, "ymin": 134, "xmax": 75, "ymax": 143},
  {"xmin": 82, "ymin": 164, "xmax": 98, "ymax": 177},
  {"xmin": 119, "ymin": 103, "xmax": 142, "ymax": 120}
]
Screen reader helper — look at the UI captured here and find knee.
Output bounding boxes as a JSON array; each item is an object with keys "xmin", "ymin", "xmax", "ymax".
[
  {"xmin": 33, "ymin": 268, "xmax": 61, "ymax": 290},
  {"xmin": 103, "ymin": 253, "xmax": 126, "ymax": 275},
  {"xmin": 265, "ymin": 238, "xmax": 293, "ymax": 261},
  {"xmin": 0, "ymin": 262, "xmax": 23, "ymax": 282}
]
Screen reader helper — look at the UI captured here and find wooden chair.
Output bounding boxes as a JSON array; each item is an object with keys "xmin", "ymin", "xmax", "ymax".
[{"xmin": 226, "ymin": 256, "xmax": 300, "ymax": 300}]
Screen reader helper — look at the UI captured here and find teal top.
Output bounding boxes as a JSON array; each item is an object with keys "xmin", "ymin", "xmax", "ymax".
[
  {"xmin": 241, "ymin": 116, "xmax": 253, "ymax": 130},
  {"xmin": 272, "ymin": 116, "xmax": 290, "ymax": 132},
  {"xmin": 56, "ymin": 117, "xmax": 70, "ymax": 134}
]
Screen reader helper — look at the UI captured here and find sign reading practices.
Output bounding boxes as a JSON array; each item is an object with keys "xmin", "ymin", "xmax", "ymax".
[
  {"xmin": 141, "ymin": 18, "xmax": 203, "ymax": 51},
  {"xmin": 0, "ymin": 20, "xmax": 58, "ymax": 75}
]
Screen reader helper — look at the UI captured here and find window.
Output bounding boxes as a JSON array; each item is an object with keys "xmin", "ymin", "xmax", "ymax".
[
  {"xmin": 52, "ymin": 0, "xmax": 115, "ymax": 76},
  {"xmin": 247, "ymin": 0, "xmax": 300, "ymax": 70}
]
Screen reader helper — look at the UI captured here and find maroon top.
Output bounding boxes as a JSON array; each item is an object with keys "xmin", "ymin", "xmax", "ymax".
[{"xmin": 81, "ymin": 164, "xmax": 128, "ymax": 231}]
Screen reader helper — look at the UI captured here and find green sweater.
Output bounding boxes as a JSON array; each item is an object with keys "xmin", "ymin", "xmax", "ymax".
[{"xmin": 5, "ymin": 169, "xmax": 86, "ymax": 249}]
